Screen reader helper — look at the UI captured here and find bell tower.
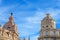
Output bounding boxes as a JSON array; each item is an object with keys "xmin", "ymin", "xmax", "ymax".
[
  {"xmin": 38, "ymin": 13, "xmax": 56, "ymax": 40},
  {"xmin": 3, "ymin": 13, "xmax": 19, "ymax": 40}
]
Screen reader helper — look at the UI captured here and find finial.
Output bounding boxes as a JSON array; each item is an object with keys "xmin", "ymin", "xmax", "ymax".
[
  {"xmin": 46, "ymin": 13, "xmax": 50, "ymax": 16},
  {"xmin": 11, "ymin": 12, "xmax": 13, "ymax": 16},
  {"xmin": 46, "ymin": 13, "xmax": 50, "ymax": 17},
  {"xmin": 9, "ymin": 12, "xmax": 14, "ymax": 22}
]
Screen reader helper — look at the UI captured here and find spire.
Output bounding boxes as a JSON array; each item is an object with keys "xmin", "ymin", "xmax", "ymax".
[
  {"xmin": 46, "ymin": 13, "xmax": 55, "ymax": 21},
  {"xmin": 46, "ymin": 13, "xmax": 50, "ymax": 15},
  {"xmin": 11, "ymin": 12, "xmax": 13, "ymax": 16},
  {"xmin": 46, "ymin": 13, "xmax": 51, "ymax": 18},
  {"xmin": 28, "ymin": 36, "xmax": 30, "ymax": 40},
  {"xmin": 24, "ymin": 38, "xmax": 26, "ymax": 40},
  {"xmin": 9, "ymin": 12, "xmax": 14, "ymax": 22}
]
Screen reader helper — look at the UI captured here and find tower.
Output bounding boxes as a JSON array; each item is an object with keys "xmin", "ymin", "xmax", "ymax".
[
  {"xmin": 41, "ymin": 13, "xmax": 56, "ymax": 30},
  {"xmin": 38, "ymin": 13, "xmax": 57, "ymax": 40},
  {"xmin": 3, "ymin": 13, "xmax": 19, "ymax": 40}
]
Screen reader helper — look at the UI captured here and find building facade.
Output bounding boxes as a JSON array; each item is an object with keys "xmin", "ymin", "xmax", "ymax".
[
  {"xmin": 38, "ymin": 14, "xmax": 60, "ymax": 40},
  {"xmin": 0, "ymin": 13, "xmax": 20, "ymax": 40}
]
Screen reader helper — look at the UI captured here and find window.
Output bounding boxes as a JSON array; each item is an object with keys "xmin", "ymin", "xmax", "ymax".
[
  {"xmin": 7, "ymin": 32, "xmax": 9, "ymax": 37},
  {"xmin": 7, "ymin": 26, "xmax": 10, "ymax": 29},
  {"xmin": 54, "ymin": 31, "xmax": 56, "ymax": 40},
  {"xmin": 43, "ymin": 26, "xmax": 44, "ymax": 28},
  {"xmin": 42, "ymin": 38, "xmax": 48, "ymax": 40},
  {"xmin": 46, "ymin": 38, "xmax": 48, "ymax": 40},
  {"xmin": 59, "ymin": 32, "xmax": 60, "ymax": 35},
  {"xmin": 54, "ymin": 37, "xmax": 56, "ymax": 40},
  {"xmin": 46, "ymin": 25, "xmax": 48, "ymax": 27},
  {"xmin": 51, "ymin": 26, "xmax": 52, "ymax": 28},
  {"xmin": 42, "ymin": 37, "xmax": 43, "ymax": 40},
  {"xmin": 46, "ymin": 31, "xmax": 48, "ymax": 36},
  {"xmin": 54, "ymin": 32, "xmax": 56, "ymax": 36}
]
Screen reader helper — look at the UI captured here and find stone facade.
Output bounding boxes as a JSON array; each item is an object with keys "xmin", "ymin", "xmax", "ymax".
[
  {"xmin": 0, "ymin": 13, "xmax": 20, "ymax": 40},
  {"xmin": 38, "ymin": 14, "xmax": 60, "ymax": 40}
]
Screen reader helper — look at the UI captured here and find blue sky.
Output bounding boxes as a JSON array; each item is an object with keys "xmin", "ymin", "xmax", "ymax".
[{"xmin": 0, "ymin": 0, "xmax": 60, "ymax": 40}]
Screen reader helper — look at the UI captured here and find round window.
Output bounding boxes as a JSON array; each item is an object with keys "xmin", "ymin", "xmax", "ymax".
[{"xmin": 7, "ymin": 26, "xmax": 10, "ymax": 29}]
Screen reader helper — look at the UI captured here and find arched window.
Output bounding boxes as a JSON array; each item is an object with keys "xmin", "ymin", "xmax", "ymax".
[
  {"xmin": 54, "ymin": 37, "xmax": 56, "ymax": 40},
  {"xmin": 42, "ymin": 37, "xmax": 43, "ymax": 40},
  {"xmin": 7, "ymin": 32, "xmax": 9, "ymax": 37},
  {"xmin": 59, "ymin": 32, "xmax": 60, "ymax": 35},
  {"xmin": 46, "ymin": 25, "xmax": 48, "ymax": 27},
  {"xmin": 46, "ymin": 31, "xmax": 48, "ymax": 36},
  {"xmin": 46, "ymin": 38, "xmax": 48, "ymax": 40},
  {"xmin": 54, "ymin": 31, "xmax": 56, "ymax": 40},
  {"xmin": 54, "ymin": 31, "xmax": 56, "ymax": 36},
  {"xmin": 51, "ymin": 26, "xmax": 52, "ymax": 28},
  {"xmin": 42, "ymin": 26, "xmax": 44, "ymax": 28}
]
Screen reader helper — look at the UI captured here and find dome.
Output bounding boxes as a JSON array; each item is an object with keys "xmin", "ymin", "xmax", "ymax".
[
  {"xmin": 42, "ymin": 13, "xmax": 55, "ymax": 22},
  {"xmin": 41, "ymin": 13, "xmax": 56, "ymax": 29}
]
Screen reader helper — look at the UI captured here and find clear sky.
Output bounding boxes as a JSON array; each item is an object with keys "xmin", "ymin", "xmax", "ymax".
[{"xmin": 0, "ymin": 0, "xmax": 60, "ymax": 40}]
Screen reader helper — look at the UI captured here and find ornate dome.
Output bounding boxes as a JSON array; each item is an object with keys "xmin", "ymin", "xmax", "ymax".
[
  {"xmin": 41, "ymin": 13, "xmax": 56, "ymax": 29},
  {"xmin": 42, "ymin": 13, "xmax": 55, "ymax": 22}
]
